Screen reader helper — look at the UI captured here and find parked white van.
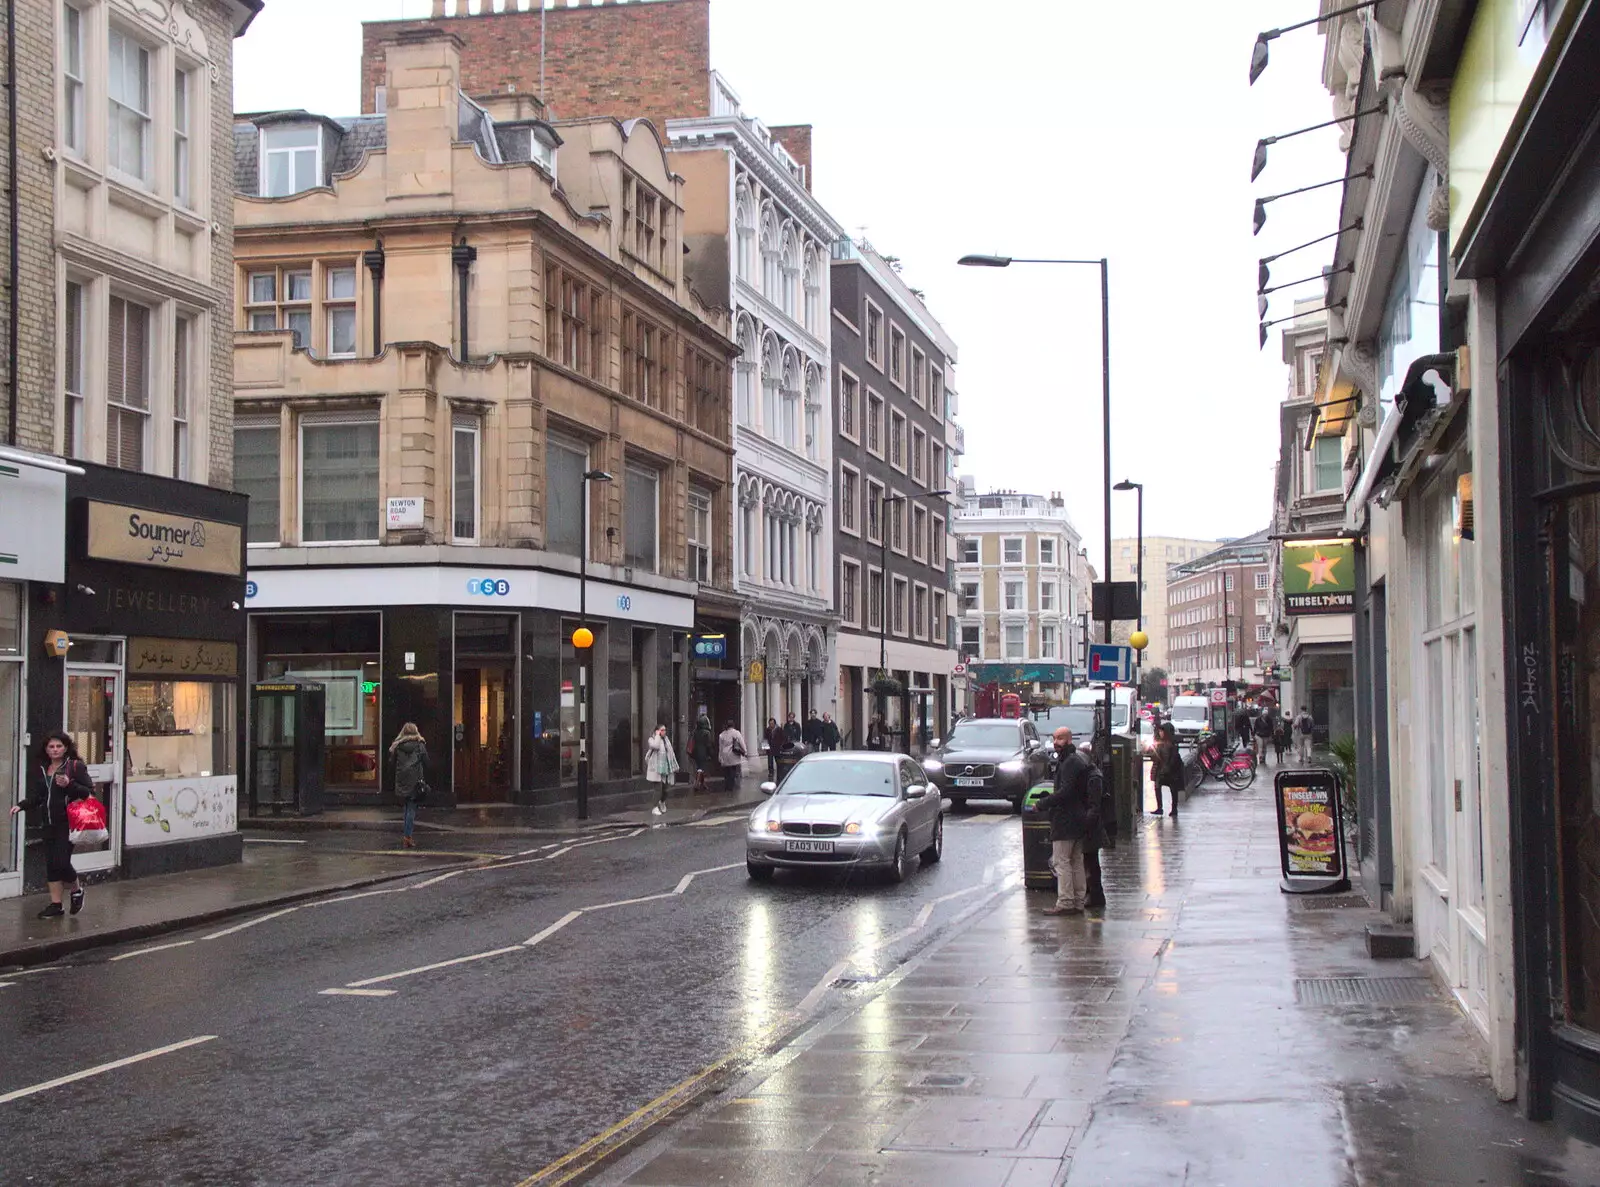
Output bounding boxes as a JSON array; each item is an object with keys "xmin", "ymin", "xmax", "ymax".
[{"xmin": 1168, "ymin": 695, "xmax": 1212, "ymax": 747}]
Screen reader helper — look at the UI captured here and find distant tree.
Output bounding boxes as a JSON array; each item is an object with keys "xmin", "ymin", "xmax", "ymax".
[{"xmin": 1139, "ymin": 667, "xmax": 1168, "ymax": 703}]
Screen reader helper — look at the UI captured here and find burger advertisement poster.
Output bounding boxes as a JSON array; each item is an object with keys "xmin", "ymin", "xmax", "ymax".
[{"xmin": 1279, "ymin": 777, "xmax": 1342, "ymax": 879}]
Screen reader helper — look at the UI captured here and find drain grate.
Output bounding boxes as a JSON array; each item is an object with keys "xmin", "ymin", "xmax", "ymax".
[
  {"xmin": 911, "ymin": 1072, "xmax": 974, "ymax": 1089},
  {"xmin": 1294, "ymin": 894, "xmax": 1371, "ymax": 911},
  {"xmin": 1294, "ymin": 977, "xmax": 1437, "ymax": 1005}
]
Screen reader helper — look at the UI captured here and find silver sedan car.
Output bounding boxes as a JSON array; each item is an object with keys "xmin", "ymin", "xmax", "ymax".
[{"xmin": 746, "ymin": 752, "xmax": 944, "ymax": 883}]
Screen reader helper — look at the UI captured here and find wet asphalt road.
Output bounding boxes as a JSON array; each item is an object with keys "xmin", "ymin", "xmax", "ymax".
[{"xmin": 0, "ymin": 803, "xmax": 1025, "ymax": 1187}]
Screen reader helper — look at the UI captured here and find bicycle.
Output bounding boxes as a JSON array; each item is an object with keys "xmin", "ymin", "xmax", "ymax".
[{"xmin": 1183, "ymin": 730, "xmax": 1258, "ymax": 790}]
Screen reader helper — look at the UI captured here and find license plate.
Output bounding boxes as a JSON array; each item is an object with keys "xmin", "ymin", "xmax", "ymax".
[
  {"xmin": 954, "ymin": 777, "xmax": 985, "ymax": 787},
  {"xmin": 785, "ymin": 839, "xmax": 835, "ymax": 853}
]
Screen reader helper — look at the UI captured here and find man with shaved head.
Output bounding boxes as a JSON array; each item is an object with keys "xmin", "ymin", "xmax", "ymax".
[{"xmin": 1034, "ymin": 727, "xmax": 1101, "ymax": 916}]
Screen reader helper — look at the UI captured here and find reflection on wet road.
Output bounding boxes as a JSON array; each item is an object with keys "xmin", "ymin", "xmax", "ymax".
[{"xmin": 0, "ymin": 804, "xmax": 1024, "ymax": 1186}]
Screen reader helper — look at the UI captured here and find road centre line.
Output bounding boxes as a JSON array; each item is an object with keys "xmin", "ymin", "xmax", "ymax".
[
  {"xmin": 202, "ymin": 907, "xmax": 300, "ymax": 941},
  {"xmin": 318, "ymin": 988, "xmax": 397, "ymax": 997},
  {"xmin": 0, "ymin": 1036, "xmax": 217, "ymax": 1106},
  {"xmin": 344, "ymin": 945, "xmax": 527, "ymax": 989},
  {"xmin": 525, "ymin": 911, "xmax": 583, "ymax": 948},
  {"xmin": 108, "ymin": 940, "xmax": 194, "ymax": 962}
]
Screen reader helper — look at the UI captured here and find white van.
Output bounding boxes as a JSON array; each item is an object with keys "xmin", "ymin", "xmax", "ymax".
[
  {"xmin": 1168, "ymin": 695, "xmax": 1212, "ymax": 746},
  {"xmin": 1068, "ymin": 685, "xmax": 1137, "ymax": 743}
]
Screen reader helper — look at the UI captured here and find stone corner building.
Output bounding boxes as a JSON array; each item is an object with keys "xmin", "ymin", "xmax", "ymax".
[
  {"xmin": 234, "ymin": 31, "xmax": 736, "ymax": 810},
  {"xmin": 0, "ymin": 0, "xmax": 262, "ymax": 897}
]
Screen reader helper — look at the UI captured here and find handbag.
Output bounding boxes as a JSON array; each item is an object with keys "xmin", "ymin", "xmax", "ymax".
[
  {"xmin": 413, "ymin": 780, "xmax": 430, "ymax": 804},
  {"xmin": 68, "ymin": 794, "xmax": 110, "ymax": 848}
]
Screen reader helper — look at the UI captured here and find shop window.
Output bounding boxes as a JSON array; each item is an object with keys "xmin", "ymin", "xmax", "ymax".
[
  {"xmin": 625, "ymin": 463, "xmax": 659, "ymax": 572},
  {"xmin": 259, "ymin": 615, "xmax": 380, "ymax": 791},
  {"xmin": 126, "ymin": 680, "xmax": 237, "ymax": 784},
  {"xmin": 452, "ymin": 419, "xmax": 479, "ymax": 543},
  {"xmin": 300, "ymin": 415, "xmax": 379, "ymax": 543},
  {"xmin": 234, "ymin": 421, "xmax": 279, "ymax": 544}
]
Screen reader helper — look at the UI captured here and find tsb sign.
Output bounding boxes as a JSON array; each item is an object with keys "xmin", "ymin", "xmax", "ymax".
[{"xmin": 467, "ymin": 577, "xmax": 511, "ymax": 597}]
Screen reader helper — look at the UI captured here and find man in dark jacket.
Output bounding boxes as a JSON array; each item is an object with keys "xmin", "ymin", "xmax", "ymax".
[
  {"xmin": 783, "ymin": 713, "xmax": 802, "ymax": 744},
  {"xmin": 802, "ymin": 710, "xmax": 824, "ymax": 748},
  {"xmin": 1034, "ymin": 728, "xmax": 1101, "ymax": 916},
  {"xmin": 1234, "ymin": 706, "xmax": 1254, "ymax": 753}
]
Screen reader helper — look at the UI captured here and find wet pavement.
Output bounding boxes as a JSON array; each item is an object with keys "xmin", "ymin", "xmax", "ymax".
[
  {"xmin": 0, "ymin": 798, "xmax": 1026, "ymax": 1186},
  {"xmin": 595, "ymin": 776, "xmax": 1600, "ymax": 1187}
]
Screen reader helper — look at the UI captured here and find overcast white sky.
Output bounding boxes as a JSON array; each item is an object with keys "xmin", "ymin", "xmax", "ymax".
[{"xmin": 236, "ymin": 0, "xmax": 1345, "ymax": 561}]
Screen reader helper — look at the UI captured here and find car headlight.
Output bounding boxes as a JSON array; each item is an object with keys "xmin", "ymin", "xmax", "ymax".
[
  {"xmin": 764, "ymin": 820, "xmax": 782, "ymax": 833},
  {"xmin": 923, "ymin": 758, "xmax": 943, "ymax": 771},
  {"xmin": 998, "ymin": 760, "xmax": 1025, "ymax": 773},
  {"xmin": 845, "ymin": 820, "xmax": 880, "ymax": 836}
]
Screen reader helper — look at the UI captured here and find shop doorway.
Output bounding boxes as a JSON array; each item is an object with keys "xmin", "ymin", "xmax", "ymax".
[
  {"xmin": 65, "ymin": 642, "xmax": 123, "ymax": 875},
  {"xmin": 454, "ymin": 614, "xmax": 517, "ymax": 803}
]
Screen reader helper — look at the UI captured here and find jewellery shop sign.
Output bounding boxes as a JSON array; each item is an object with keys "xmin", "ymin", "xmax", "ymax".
[{"xmin": 85, "ymin": 501, "xmax": 243, "ymax": 577}]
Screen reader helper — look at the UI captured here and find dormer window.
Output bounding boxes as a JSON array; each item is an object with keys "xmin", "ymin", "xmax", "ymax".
[{"xmin": 261, "ymin": 124, "xmax": 321, "ymax": 197}]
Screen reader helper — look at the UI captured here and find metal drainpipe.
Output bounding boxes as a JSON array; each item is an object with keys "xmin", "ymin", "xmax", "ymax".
[
  {"xmin": 363, "ymin": 241, "xmax": 385, "ymax": 357},
  {"xmin": 6, "ymin": 0, "xmax": 19, "ymax": 446},
  {"xmin": 452, "ymin": 240, "xmax": 476, "ymax": 363}
]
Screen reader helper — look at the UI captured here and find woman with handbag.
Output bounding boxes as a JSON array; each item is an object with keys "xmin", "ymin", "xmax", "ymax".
[
  {"xmin": 389, "ymin": 723, "xmax": 429, "ymax": 849},
  {"xmin": 645, "ymin": 723, "xmax": 679, "ymax": 816},
  {"xmin": 718, "ymin": 720, "xmax": 747, "ymax": 792},
  {"xmin": 10, "ymin": 731, "xmax": 94, "ymax": 917},
  {"xmin": 1150, "ymin": 723, "xmax": 1183, "ymax": 818}
]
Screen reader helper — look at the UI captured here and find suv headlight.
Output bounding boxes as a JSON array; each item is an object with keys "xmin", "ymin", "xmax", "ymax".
[
  {"xmin": 923, "ymin": 758, "xmax": 943, "ymax": 771},
  {"xmin": 998, "ymin": 759, "xmax": 1024, "ymax": 773}
]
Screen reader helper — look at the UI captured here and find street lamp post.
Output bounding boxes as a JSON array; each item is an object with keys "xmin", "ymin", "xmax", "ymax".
[
  {"xmin": 960, "ymin": 254, "xmax": 1111, "ymax": 750},
  {"xmin": 574, "ymin": 468, "xmax": 613, "ymax": 820},
  {"xmin": 1112, "ymin": 480, "xmax": 1144, "ymax": 633}
]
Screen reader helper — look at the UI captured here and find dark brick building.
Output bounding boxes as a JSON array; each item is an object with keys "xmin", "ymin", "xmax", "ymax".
[{"xmin": 830, "ymin": 240, "xmax": 958, "ymax": 750}]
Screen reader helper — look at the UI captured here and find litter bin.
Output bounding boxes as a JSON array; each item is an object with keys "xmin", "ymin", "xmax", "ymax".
[
  {"xmin": 773, "ymin": 741, "xmax": 811, "ymax": 784},
  {"xmin": 1021, "ymin": 782, "xmax": 1056, "ymax": 891}
]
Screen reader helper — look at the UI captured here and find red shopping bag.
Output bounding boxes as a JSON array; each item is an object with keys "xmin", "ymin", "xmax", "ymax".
[{"xmin": 68, "ymin": 795, "xmax": 109, "ymax": 847}]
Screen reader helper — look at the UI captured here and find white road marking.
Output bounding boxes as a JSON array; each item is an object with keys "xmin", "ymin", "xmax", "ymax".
[
  {"xmin": 796, "ymin": 959, "xmax": 851, "ymax": 1015},
  {"xmin": 344, "ymin": 945, "xmax": 527, "ymax": 988},
  {"xmin": 686, "ymin": 815, "xmax": 745, "ymax": 827},
  {"xmin": 108, "ymin": 940, "xmax": 194, "ymax": 962},
  {"xmin": 243, "ymin": 837, "xmax": 308, "ymax": 845},
  {"xmin": 0, "ymin": 983, "xmax": 14, "ymax": 989},
  {"xmin": 202, "ymin": 908, "xmax": 300, "ymax": 941},
  {"xmin": 411, "ymin": 869, "xmax": 468, "ymax": 890},
  {"xmin": 0, "ymin": 1035, "xmax": 217, "ymax": 1106},
  {"xmin": 524, "ymin": 911, "xmax": 583, "ymax": 948},
  {"xmin": 674, "ymin": 862, "xmax": 744, "ymax": 894},
  {"xmin": 318, "ymin": 988, "xmax": 397, "ymax": 997}
]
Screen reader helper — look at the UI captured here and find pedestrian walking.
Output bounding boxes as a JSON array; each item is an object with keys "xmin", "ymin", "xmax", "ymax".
[
  {"xmin": 718, "ymin": 721, "xmax": 748, "ymax": 792},
  {"xmin": 1035, "ymin": 727, "xmax": 1101, "ymax": 916},
  {"xmin": 820, "ymin": 713, "xmax": 840, "ymax": 752},
  {"xmin": 645, "ymin": 723, "xmax": 680, "ymax": 815},
  {"xmin": 783, "ymin": 713, "xmax": 802, "ymax": 745},
  {"xmin": 764, "ymin": 717, "xmax": 785, "ymax": 781},
  {"xmin": 866, "ymin": 714, "xmax": 887, "ymax": 752},
  {"xmin": 690, "ymin": 714, "xmax": 716, "ymax": 792},
  {"xmin": 1296, "ymin": 706, "xmax": 1316, "ymax": 764},
  {"xmin": 1273, "ymin": 715, "xmax": 1289, "ymax": 764},
  {"xmin": 1150, "ymin": 723, "xmax": 1182, "ymax": 817},
  {"xmin": 11, "ymin": 731, "xmax": 93, "ymax": 918},
  {"xmin": 389, "ymin": 722, "xmax": 429, "ymax": 849},
  {"xmin": 1234, "ymin": 705, "xmax": 1254, "ymax": 754},
  {"xmin": 801, "ymin": 709, "xmax": 824, "ymax": 749},
  {"xmin": 1253, "ymin": 710, "xmax": 1273, "ymax": 763}
]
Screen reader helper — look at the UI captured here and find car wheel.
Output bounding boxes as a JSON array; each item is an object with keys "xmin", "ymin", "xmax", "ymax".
[
  {"xmin": 949, "ymin": 798, "xmax": 967, "ymax": 812},
  {"xmin": 886, "ymin": 830, "xmax": 910, "ymax": 884},
  {"xmin": 921, "ymin": 815, "xmax": 943, "ymax": 865},
  {"xmin": 746, "ymin": 862, "xmax": 773, "ymax": 882}
]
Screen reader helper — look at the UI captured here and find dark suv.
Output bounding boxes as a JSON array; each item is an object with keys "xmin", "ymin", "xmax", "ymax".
[{"xmin": 924, "ymin": 718, "xmax": 1050, "ymax": 811}]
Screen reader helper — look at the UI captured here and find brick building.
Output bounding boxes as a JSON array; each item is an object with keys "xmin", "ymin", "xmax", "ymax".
[
  {"xmin": 1108, "ymin": 535, "xmax": 1218, "ymax": 674},
  {"xmin": 0, "ymin": 0, "xmax": 263, "ymax": 896},
  {"xmin": 360, "ymin": 0, "xmax": 843, "ymax": 750},
  {"xmin": 831, "ymin": 238, "xmax": 958, "ymax": 750},
  {"xmin": 1165, "ymin": 532, "xmax": 1273, "ymax": 691},
  {"xmin": 233, "ymin": 33, "xmax": 736, "ymax": 811}
]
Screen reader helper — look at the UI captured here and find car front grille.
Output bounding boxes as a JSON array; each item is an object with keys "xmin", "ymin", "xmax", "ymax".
[
  {"xmin": 945, "ymin": 763, "xmax": 995, "ymax": 779},
  {"xmin": 782, "ymin": 822, "xmax": 843, "ymax": 837}
]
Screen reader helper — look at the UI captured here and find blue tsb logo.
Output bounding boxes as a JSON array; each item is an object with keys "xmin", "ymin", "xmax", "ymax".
[{"xmin": 467, "ymin": 577, "xmax": 511, "ymax": 597}]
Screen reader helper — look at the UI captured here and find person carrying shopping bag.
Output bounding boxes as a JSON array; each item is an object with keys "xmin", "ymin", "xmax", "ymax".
[
  {"xmin": 645, "ymin": 724, "xmax": 679, "ymax": 816},
  {"xmin": 389, "ymin": 723, "xmax": 429, "ymax": 849},
  {"xmin": 11, "ymin": 731, "xmax": 94, "ymax": 918},
  {"xmin": 690, "ymin": 715, "xmax": 716, "ymax": 792}
]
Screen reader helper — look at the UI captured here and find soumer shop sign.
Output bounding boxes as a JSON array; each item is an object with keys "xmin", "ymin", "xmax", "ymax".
[
  {"xmin": 86, "ymin": 501, "xmax": 243, "ymax": 577},
  {"xmin": 1281, "ymin": 539, "xmax": 1355, "ymax": 616}
]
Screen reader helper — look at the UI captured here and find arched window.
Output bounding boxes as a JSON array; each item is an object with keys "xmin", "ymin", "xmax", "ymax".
[
  {"xmin": 780, "ymin": 224, "xmax": 800, "ymax": 319},
  {"xmin": 735, "ymin": 317, "xmax": 757, "ymax": 426},
  {"xmin": 760, "ymin": 205, "xmax": 781, "ymax": 298},
  {"xmin": 761, "ymin": 333, "xmax": 781, "ymax": 439},
  {"xmin": 802, "ymin": 246, "xmax": 821, "ymax": 333},
  {"xmin": 781, "ymin": 349, "xmax": 801, "ymax": 451},
  {"xmin": 736, "ymin": 183, "xmax": 757, "ymax": 282}
]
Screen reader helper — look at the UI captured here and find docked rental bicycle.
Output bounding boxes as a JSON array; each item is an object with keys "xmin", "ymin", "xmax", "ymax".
[{"xmin": 1184, "ymin": 730, "xmax": 1258, "ymax": 790}]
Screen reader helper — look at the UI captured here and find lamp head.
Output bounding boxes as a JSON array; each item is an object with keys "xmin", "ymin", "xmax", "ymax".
[
  {"xmin": 1258, "ymin": 294, "xmax": 1269, "ymax": 320},
  {"xmin": 572, "ymin": 627, "xmax": 595, "ymax": 650},
  {"xmin": 583, "ymin": 469, "xmax": 613, "ymax": 483},
  {"xmin": 1253, "ymin": 199, "xmax": 1267, "ymax": 236},
  {"xmin": 1250, "ymin": 34, "xmax": 1270, "ymax": 85},
  {"xmin": 1258, "ymin": 260, "xmax": 1271, "ymax": 289},
  {"xmin": 1251, "ymin": 139, "xmax": 1270, "ymax": 182},
  {"xmin": 1112, "ymin": 480, "xmax": 1139, "ymax": 492},
  {"xmin": 957, "ymin": 254, "xmax": 1012, "ymax": 268}
]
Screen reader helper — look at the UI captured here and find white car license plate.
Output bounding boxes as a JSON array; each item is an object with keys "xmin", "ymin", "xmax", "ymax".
[
  {"xmin": 954, "ymin": 777, "xmax": 985, "ymax": 787},
  {"xmin": 785, "ymin": 839, "xmax": 835, "ymax": 853}
]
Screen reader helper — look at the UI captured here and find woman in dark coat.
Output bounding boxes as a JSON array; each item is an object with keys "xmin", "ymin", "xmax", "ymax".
[
  {"xmin": 691, "ymin": 715, "xmax": 716, "ymax": 791},
  {"xmin": 389, "ymin": 723, "xmax": 429, "ymax": 849},
  {"xmin": 764, "ymin": 717, "xmax": 786, "ymax": 781},
  {"xmin": 10, "ymin": 731, "xmax": 93, "ymax": 917},
  {"xmin": 1150, "ymin": 723, "xmax": 1182, "ymax": 818}
]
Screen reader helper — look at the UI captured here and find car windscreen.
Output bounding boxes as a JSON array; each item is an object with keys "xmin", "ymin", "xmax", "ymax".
[
  {"xmin": 779, "ymin": 759, "xmax": 897, "ymax": 797},
  {"xmin": 1171, "ymin": 703, "xmax": 1209, "ymax": 723},
  {"xmin": 1073, "ymin": 696, "xmax": 1130, "ymax": 729},
  {"xmin": 945, "ymin": 724, "xmax": 1022, "ymax": 749},
  {"xmin": 1039, "ymin": 707, "xmax": 1098, "ymax": 735}
]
